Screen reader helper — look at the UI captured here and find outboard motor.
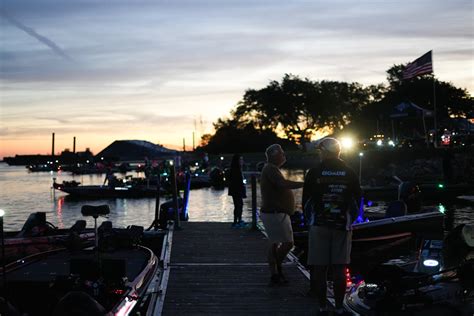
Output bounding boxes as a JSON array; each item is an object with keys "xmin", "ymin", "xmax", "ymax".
[{"xmin": 398, "ymin": 181, "xmax": 422, "ymax": 213}]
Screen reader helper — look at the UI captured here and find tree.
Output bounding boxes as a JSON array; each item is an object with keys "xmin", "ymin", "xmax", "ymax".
[
  {"xmin": 358, "ymin": 65, "xmax": 473, "ymax": 139},
  {"xmin": 199, "ymin": 117, "xmax": 297, "ymax": 154},
  {"xmin": 235, "ymin": 74, "xmax": 370, "ymax": 149}
]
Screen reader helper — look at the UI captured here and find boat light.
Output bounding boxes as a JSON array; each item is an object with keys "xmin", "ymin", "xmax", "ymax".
[
  {"xmin": 423, "ymin": 259, "xmax": 439, "ymax": 267},
  {"xmin": 388, "ymin": 140, "xmax": 395, "ymax": 146},
  {"xmin": 345, "ymin": 267, "xmax": 352, "ymax": 287},
  {"xmin": 376, "ymin": 140, "xmax": 383, "ymax": 146},
  {"xmin": 437, "ymin": 183, "xmax": 444, "ymax": 189},
  {"xmin": 438, "ymin": 203, "xmax": 446, "ymax": 214},
  {"xmin": 220, "ymin": 156, "xmax": 224, "ymax": 160},
  {"xmin": 359, "ymin": 152, "xmax": 364, "ymax": 157}
]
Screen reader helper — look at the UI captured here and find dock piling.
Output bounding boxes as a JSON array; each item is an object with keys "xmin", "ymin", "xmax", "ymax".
[
  {"xmin": 251, "ymin": 174, "xmax": 257, "ymax": 230},
  {"xmin": 170, "ymin": 162, "xmax": 181, "ymax": 230}
]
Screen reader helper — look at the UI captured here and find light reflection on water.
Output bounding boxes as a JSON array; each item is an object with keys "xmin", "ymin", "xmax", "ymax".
[{"xmin": 0, "ymin": 163, "xmax": 471, "ymax": 231}]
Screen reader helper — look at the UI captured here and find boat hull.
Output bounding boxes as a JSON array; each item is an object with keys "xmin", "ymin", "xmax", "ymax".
[{"xmin": 54, "ymin": 184, "xmax": 161, "ymax": 198}]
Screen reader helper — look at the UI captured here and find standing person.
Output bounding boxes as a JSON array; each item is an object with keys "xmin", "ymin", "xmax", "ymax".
[
  {"xmin": 228, "ymin": 153, "xmax": 247, "ymax": 228},
  {"xmin": 260, "ymin": 144, "xmax": 304, "ymax": 285},
  {"xmin": 303, "ymin": 138, "xmax": 361, "ymax": 316}
]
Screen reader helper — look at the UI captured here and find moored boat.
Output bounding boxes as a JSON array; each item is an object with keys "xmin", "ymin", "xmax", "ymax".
[
  {"xmin": 0, "ymin": 205, "xmax": 169, "ymax": 315},
  {"xmin": 53, "ymin": 180, "xmax": 164, "ymax": 198},
  {"xmin": 344, "ymin": 225, "xmax": 474, "ymax": 315},
  {"xmin": 2, "ymin": 212, "xmax": 94, "ymax": 265}
]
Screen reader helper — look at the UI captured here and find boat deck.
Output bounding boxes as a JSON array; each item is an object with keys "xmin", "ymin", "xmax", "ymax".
[{"xmin": 160, "ymin": 222, "xmax": 321, "ymax": 315}]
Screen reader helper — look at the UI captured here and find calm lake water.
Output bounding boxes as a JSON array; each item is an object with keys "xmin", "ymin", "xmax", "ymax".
[{"xmin": 0, "ymin": 163, "xmax": 471, "ymax": 232}]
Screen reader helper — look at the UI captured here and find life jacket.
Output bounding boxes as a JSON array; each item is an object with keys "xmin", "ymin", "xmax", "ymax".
[{"xmin": 307, "ymin": 159, "xmax": 358, "ymax": 230}]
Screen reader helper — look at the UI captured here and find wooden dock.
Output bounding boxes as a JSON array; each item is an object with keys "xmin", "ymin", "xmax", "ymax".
[{"xmin": 157, "ymin": 222, "xmax": 322, "ymax": 315}]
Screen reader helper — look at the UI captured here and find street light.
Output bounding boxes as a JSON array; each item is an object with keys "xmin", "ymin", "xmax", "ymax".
[{"xmin": 359, "ymin": 152, "xmax": 364, "ymax": 183}]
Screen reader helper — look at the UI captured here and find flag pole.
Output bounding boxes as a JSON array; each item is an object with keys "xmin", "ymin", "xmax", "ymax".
[
  {"xmin": 432, "ymin": 51, "xmax": 437, "ymax": 147},
  {"xmin": 432, "ymin": 76, "xmax": 437, "ymax": 147}
]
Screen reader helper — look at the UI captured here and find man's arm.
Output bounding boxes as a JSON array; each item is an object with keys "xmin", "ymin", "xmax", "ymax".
[
  {"xmin": 302, "ymin": 168, "xmax": 317, "ymax": 208},
  {"xmin": 269, "ymin": 166, "xmax": 304, "ymax": 189}
]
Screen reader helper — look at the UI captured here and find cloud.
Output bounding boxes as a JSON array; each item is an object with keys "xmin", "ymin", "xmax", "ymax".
[{"xmin": 0, "ymin": 9, "xmax": 75, "ymax": 62}]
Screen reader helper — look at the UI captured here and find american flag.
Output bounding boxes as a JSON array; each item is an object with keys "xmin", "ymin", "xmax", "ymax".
[{"xmin": 402, "ymin": 51, "xmax": 433, "ymax": 80}]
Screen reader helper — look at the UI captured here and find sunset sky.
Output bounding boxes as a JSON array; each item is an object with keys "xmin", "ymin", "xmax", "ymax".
[{"xmin": 1, "ymin": 0, "xmax": 472, "ymax": 159}]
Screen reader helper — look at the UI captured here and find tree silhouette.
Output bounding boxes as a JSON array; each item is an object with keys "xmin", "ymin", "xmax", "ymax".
[{"xmin": 235, "ymin": 74, "xmax": 370, "ymax": 149}]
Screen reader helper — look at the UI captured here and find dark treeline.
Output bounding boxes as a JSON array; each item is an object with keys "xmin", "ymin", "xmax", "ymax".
[{"xmin": 198, "ymin": 65, "xmax": 473, "ymax": 154}]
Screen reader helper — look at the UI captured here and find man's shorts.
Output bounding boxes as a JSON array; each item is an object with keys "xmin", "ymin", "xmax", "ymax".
[
  {"xmin": 307, "ymin": 225, "xmax": 352, "ymax": 265},
  {"xmin": 260, "ymin": 212, "xmax": 294, "ymax": 243}
]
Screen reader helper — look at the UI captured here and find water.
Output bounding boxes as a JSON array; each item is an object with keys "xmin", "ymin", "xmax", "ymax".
[
  {"xmin": 0, "ymin": 163, "xmax": 472, "ymax": 232},
  {"xmin": 0, "ymin": 163, "xmax": 252, "ymax": 231}
]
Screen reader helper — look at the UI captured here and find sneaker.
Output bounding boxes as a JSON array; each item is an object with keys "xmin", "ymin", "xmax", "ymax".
[
  {"xmin": 278, "ymin": 273, "xmax": 289, "ymax": 284},
  {"xmin": 237, "ymin": 222, "xmax": 249, "ymax": 228},
  {"xmin": 268, "ymin": 274, "xmax": 280, "ymax": 287},
  {"xmin": 277, "ymin": 265, "xmax": 288, "ymax": 284}
]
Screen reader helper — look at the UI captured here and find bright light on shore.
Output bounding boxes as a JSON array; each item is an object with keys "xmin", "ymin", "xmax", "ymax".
[{"xmin": 340, "ymin": 137, "xmax": 354, "ymax": 150}]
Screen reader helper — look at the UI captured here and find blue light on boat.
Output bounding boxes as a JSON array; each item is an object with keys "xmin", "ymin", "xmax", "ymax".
[
  {"xmin": 423, "ymin": 259, "xmax": 439, "ymax": 267},
  {"xmin": 367, "ymin": 200, "xmax": 373, "ymax": 207}
]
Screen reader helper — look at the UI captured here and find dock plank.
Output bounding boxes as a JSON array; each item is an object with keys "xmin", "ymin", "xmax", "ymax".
[{"xmin": 162, "ymin": 222, "xmax": 319, "ymax": 315}]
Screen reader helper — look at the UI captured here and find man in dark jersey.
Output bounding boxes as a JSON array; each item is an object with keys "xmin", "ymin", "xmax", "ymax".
[{"xmin": 303, "ymin": 137, "xmax": 361, "ymax": 316}]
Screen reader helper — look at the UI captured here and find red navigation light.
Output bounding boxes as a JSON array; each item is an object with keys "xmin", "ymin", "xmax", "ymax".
[
  {"xmin": 112, "ymin": 289, "xmax": 125, "ymax": 295},
  {"xmin": 345, "ymin": 267, "xmax": 352, "ymax": 287}
]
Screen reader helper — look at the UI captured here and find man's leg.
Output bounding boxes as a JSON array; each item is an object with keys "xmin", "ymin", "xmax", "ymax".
[
  {"xmin": 314, "ymin": 265, "xmax": 329, "ymax": 309},
  {"xmin": 267, "ymin": 242, "xmax": 279, "ymax": 284},
  {"xmin": 332, "ymin": 264, "xmax": 347, "ymax": 312},
  {"xmin": 276, "ymin": 241, "xmax": 293, "ymax": 279}
]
